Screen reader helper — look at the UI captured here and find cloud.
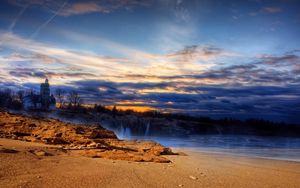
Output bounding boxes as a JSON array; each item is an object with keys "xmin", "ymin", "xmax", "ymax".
[
  {"xmin": 58, "ymin": 2, "xmax": 109, "ymax": 16},
  {"xmin": 249, "ymin": 6, "xmax": 282, "ymax": 16},
  {"xmin": 193, "ymin": 65, "xmax": 297, "ymax": 86},
  {"xmin": 0, "ymin": 32, "xmax": 135, "ymax": 75},
  {"xmin": 2, "ymin": 32, "xmax": 298, "ymax": 88},
  {"xmin": 263, "ymin": 7, "xmax": 282, "ymax": 14},
  {"xmin": 167, "ymin": 45, "xmax": 229, "ymax": 61},
  {"xmin": 1, "ymin": 31, "xmax": 299, "ymax": 122},
  {"xmin": 258, "ymin": 54, "xmax": 300, "ymax": 65},
  {"xmin": 1, "ymin": 31, "xmax": 231, "ymax": 81},
  {"xmin": 9, "ymin": 69, "xmax": 46, "ymax": 78},
  {"xmin": 7, "ymin": 68, "xmax": 95, "ymax": 79},
  {"xmin": 159, "ymin": 45, "xmax": 238, "ymax": 75},
  {"xmin": 8, "ymin": 0, "xmax": 152, "ymax": 16},
  {"xmin": 55, "ymin": 78, "xmax": 300, "ymax": 123},
  {"xmin": 173, "ymin": 0, "xmax": 191, "ymax": 22},
  {"xmin": 4, "ymin": 52, "xmax": 61, "ymax": 64}
]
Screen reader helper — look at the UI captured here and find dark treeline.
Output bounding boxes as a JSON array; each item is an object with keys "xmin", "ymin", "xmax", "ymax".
[
  {"xmin": 0, "ymin": 88, "xmax": 83, "ymax": 111},
  {"xmin": 1, "ymin": 88, "xmax": 300, "ymax": 137},
  {"xmin": 58, "ymin": 103, "xmax": 300, "ymax": 138},
  {"xmin": 0, "ymin": 89, "xmax": 24, "ymax": 110}
]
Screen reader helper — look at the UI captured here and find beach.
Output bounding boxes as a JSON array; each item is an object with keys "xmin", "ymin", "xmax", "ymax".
[{"xmin": 1, "ymin": 138, "xmax": 300, "ymax": 188}]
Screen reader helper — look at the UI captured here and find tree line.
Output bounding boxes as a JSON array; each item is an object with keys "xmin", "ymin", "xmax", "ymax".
[
  {"xmin": 55, "ymin": 88, "xmax": 83, "ymax": 109},
  {"xmin": 0, "ymin": 88, "xmax": 83, "ymax": 110}
]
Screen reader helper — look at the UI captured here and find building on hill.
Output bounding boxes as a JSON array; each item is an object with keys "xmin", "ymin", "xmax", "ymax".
[{"xmin": 23, "ymin": 79, "xmax": 56, "ymax": 110}]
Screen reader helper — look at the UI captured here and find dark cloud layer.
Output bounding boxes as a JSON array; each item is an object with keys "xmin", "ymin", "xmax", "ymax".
[
  {"xmin": 8, "ymin": 68, "xmax": 95, "ymax": 79},
  {"xmin": 65, "ymin": 79, "xmax": 300, "ymax": 123}
]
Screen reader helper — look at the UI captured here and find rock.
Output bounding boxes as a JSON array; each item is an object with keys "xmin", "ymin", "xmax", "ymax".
[
  {"xmin": 35, "ymin": 151, "xmax": 47, "ymax": 156},
  {"xmin": 161, "ymin": 147, "xmax": 175, "ymax": 155},
  {"xmin": 13, "ymin": 132, "xmax": 31, "ymax": 137},
  {"xmin": 28, "ymin": 123, "xmax": 36, "ymax": 127},
  {"xmin": 0, "ymin": 112, "xmax": 177, "ymax": 163},
  {"xmin": 0, "ymin": 148, "xmax": 19, "ymax": 153},
  {"xmin": 55, "ymin": 132, "xmax": 62, "ymax": 137},
  {"xmin": 88, "ymin": 130, "xmax": 106, "ymax": 139},
  {"xmin": 22, "ymin": 136, "xmax": 37, "ymax": 142},
  {"xmin": 178, "ymin": 184, "xmax": 183, "ymax": 187},
  {"xmin": 30, "ymin": 150, "xmax": 52, "ymax": 156},
  {"xmin": 12, "ymin": 135, "xmax": 18, "ymax": 140},
  {"xmin": 42, "ymin": 137, "xmax": 69, "ymax": 145},
  {"xmin": 89, "ymin": 129, "xmax": 117, "ymax": 139},
  {"xmin": 189, "ymin": 175, "xmax": 197, "ymax": 180},
  {"xmin": 75, "ymin": 127, "xmax": 85, "ymax": 134},
  {"xmin": 87, "ymin": 142, "xmax": 97, "ymax": 148}
]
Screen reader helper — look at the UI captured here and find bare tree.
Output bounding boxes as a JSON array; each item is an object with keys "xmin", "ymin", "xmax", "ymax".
[
  {"xmin": 55, "ymin": 88, "xmax": 65, "ymax": 108},
  {"xmin": 68, "ymin": 90, "xmax": 82, "ymax": 108}
]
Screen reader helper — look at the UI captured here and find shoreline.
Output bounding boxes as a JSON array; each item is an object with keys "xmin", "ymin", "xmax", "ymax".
[
  {"xmin": 172, "ymin": 147, "xmax": 300, "ymax": 163},
  {"xmin": 1, "ymin": 138, "xmax": 300, "ymax": 188}
]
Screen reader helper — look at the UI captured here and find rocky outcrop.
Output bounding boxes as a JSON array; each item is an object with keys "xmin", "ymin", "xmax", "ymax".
[{"xmin": 0, "ymin": 112, "xmax": 176, "ymax": 162}]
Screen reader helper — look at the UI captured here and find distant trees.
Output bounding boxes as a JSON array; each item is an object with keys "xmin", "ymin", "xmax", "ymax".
[
  {"xmin": 93, "ymin": 104, "xmax": 110, "ymax": 113},
  {"xmin": 67, "ymin": 90, "xmax": 82, "ymax": 108},
  {"xmin": 0, "ymin": 89, "xmax": 23, "ymax": 110},
  {"xmin": 112, "ymin": 105, "xmax": 118, "ymax": 117},
  {"xmin": 0, "ymin": 89, "xmax": 12, "ymax": 108},
  {"xmin": 55, "ymin": 88, "xmax": 66, "ymax": 108},
  {"xmin": 52, "ymin": 89, "xmax": 85, "ymax": 111}
]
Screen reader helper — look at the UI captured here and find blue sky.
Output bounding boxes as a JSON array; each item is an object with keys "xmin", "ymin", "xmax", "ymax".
[{"xmin": 0, "ymin": 0, "xmax": 300, "ymax": 122}]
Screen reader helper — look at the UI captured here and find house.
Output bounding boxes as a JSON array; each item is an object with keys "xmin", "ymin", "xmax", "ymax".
[{"xmin": 23, "ymin": 79, "xmax": 56, "ymax": 110}]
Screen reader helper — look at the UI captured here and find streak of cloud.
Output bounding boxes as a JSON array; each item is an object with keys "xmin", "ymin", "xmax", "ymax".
[
  {"xmin": 30, "ymin": 1, "xmax": 68, "ymax": 39},
  {"xmin": 8, "ymin": 4, "xmax": 29, "ymax": 32}
]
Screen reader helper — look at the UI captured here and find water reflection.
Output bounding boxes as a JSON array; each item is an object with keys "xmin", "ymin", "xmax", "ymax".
[{"xmin": 120, "ymin": 134, "xmax": 300, "ymax": 162}]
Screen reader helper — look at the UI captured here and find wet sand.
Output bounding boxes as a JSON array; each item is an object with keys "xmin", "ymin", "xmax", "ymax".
[{"xmin": 1, "ymin": 138, "xmax": 300, "ymax": 188}]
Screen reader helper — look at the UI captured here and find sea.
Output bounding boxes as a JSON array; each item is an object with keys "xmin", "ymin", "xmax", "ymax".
[{"xmin": 116, "ymin": 133, "xmax": 300, "ymax": 162}]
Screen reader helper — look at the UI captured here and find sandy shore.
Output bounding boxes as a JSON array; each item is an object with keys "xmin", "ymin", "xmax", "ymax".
[{"xmin": 1, "ymin": 138, "xmax": 300, "ymax": 188}]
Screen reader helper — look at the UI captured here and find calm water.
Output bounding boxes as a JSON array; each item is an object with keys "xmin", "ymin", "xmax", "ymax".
[
  {"xmin": 12, "ymin": 111, "xmax": 300, "ymax": 162},
  {"xmin": 118, "ymin": 134, "xmax": 300, "ymax": 162}
]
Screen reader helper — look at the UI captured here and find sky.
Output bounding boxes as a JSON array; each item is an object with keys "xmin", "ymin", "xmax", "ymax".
[{"xmin": 0, "ymin": 0, "xmax": 300, "ymax": 123}]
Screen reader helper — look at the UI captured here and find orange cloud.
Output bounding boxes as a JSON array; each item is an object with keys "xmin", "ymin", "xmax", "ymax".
[
  {"xmin": 57, "ymin": 0, "xmax": 151, "ymax": 16},
  {"xmin": 59, "ymin": 2, "xmax": 109, "ymax": 16}
]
